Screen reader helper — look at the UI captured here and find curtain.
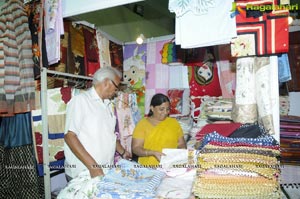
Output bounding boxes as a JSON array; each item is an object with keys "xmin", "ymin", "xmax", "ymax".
[
  {"xmin": 0, "ymin": 0, "xmax": 36, "ymax": 116},
  {"xmin": 0, "ymin": 112, "xmax": 41, "ymax": 198}
]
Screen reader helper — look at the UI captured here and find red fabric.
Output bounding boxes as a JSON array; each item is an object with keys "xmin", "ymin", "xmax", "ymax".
[
  {"xmin": 265, "ymin": 12, "xmax": 289, "ymax": 55},
  {"xmin": 195, "ymin": 123, "xmax": 242, "ymax": 141},
  {"xmin": 232, "ymin": 1, "xmax": 289, "ymax": 56},
  {"xmin": 188, "ymin": 62, "xmax": 222, "ymax": 116},
  {"xmin": 86, "ymin": 61, "xmax": 100, "ymax": 77},
  {"xmin": 83, "ymin": 27, "xmax": 99, "ymax": 62},
  {"xmin": 60, "ymin": 87, "xmax": 72, "ymax": 103},
  {"xmin": 83, "ymin": 27, "xmax": 100, "ymax": 76},
  {"xmin": 167, "ymin": 89, "xmax": 184, "ymax": 115},
  {"xmin": 109, "ymin": 41, "xmax": 124, "ymax": 72}
]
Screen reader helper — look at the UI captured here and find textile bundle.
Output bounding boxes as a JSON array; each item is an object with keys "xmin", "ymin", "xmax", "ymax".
[
  {"xmin": 193, "ymin": 132, "xmax": 281, "ymax": 198},
  {"xmin": 280, "ymin": 115, "xmax": 300, "ymax": 165}
]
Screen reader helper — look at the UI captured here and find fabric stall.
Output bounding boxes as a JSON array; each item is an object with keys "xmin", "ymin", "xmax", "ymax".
[
  {"xmin": 1, "ymin": 0, "xmax": 299, "ymax": 198},
  {"xmin": 0, "ymin": 0, "xmax": 41, "ymax": 198}
]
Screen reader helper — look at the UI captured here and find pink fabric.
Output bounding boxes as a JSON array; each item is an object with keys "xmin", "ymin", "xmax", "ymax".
[
  {"xmin": 217, "ymin": 61, "xmax": 236, "ymax": 98},
  {"xmin": 145, "ymin": 41, "xmax": 169, "ymax": 114}
]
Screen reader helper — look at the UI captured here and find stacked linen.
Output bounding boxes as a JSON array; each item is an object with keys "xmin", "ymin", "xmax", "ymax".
[
  {"xmin": 193, "ymin": 132, "xmax": 281, "ymax": 199},
  {"xmin": 198, "ymin": 97, "xmax": 233, "ymax": 122},
  {"xmin": 58, "ymin": 159, "xmax": 165, "ymax": 199},
  {"xmin": 280, "ymin": 116, "xmax": 300, "ymax": 165},
  {"xmin": 97, "ymin": 159, "xmax": 165, "ymax": 199}
]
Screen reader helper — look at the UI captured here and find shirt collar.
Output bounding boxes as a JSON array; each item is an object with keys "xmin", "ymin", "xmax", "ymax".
[{"xmin": 89, "ymin": 86, "xmax": 111, "ymax": 105}]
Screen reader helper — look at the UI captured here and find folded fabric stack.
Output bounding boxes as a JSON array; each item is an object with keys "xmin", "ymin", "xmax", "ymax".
[
  {"xmin": 280, "ymin": 115, "xmax": 300, "ymax": 165},
  {"xmin": 97, "ymin": 159, "xmax": 165, "ymax": 199},
  {"xmin": 198, "ymin": 97, "xmax": 233, "ymax": 122},
  {"xmin": 193, "ymin": 132, "xmax": 281, "ymax": 198}
]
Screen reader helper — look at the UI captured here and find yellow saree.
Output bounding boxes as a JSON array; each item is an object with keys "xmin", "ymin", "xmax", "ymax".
[{"xmin": 132, "ymin": 117, "xmax": 184, "ymax": 166}]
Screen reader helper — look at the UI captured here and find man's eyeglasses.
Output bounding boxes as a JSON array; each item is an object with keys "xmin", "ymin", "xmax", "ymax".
[{"xmin": 110, "ymin": 80, "xmax": 119, "ymax": 90}]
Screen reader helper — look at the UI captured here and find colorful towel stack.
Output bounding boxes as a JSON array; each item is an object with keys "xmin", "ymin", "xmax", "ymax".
[
  {"xmin": 193, "ymin": 132, "xmax": 281, "ymax": 198},
  {"xmin": 280, "ymin": 115, "xmax": 300, "ymax": 165}
]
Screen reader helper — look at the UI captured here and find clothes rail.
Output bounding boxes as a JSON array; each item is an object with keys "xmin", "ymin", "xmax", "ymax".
[
  {"xmin": 46, "ymin": 69, "xmax": 93, "ymax": 80},
  {"xmin": 40, "ymin": 67, "xmax": 92, "ymax": 199}
]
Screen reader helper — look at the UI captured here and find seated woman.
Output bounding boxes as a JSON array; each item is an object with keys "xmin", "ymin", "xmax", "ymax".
[{"xmin": 132, "ymin": 93, "xmax": 186, "ymax": 166}]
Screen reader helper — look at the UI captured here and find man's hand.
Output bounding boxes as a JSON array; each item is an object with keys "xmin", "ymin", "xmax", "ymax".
[
  {"xmin": 122, "ymin": 150, "xmax": 132, "ymax": 160},
  {"xmin": 89, "ymin": 167, "xmax": 104, "ymax": 178}
]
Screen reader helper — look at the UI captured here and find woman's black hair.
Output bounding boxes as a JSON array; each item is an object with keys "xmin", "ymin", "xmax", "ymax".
[{"xmin": 148, "ymin": 93, "xmax": 170, "ymax": 117}]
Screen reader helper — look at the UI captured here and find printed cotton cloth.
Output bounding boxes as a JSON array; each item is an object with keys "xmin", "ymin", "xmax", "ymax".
[{"xmin": 58, "ymin": 160, "xmax": 165, "ymax": 199}]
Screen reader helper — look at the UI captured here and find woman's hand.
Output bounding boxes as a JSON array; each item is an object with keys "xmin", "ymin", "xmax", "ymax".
[{"xmin": 151, "ymin": 151, "xmax": 166, "ymax": 162}]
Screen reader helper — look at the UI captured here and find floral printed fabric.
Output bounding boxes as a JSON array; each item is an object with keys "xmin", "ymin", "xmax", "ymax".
[
  {"xmin": 97, "ymin": 160, "xmax": 165, "ymax": 198},
  {"xmin": 58, "ymin": 160, "xmax": 165, "ymax": 199},
  {"xmin": 232, "ymin": 56, "xmax": 279, "ymax": 135},
  {"xmin": 169, "ymin": 0, "xmax": 216, "ymax": 17},
  {"xmin": 115, "ymin": 93, "xmax": 137, "ymax": 154},
  {"xmin": 57, "ymin": 170, "xmax": 103, "ymax": 199}
]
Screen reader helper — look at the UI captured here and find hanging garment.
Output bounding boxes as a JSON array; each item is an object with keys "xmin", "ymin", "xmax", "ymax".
[
  {"xmin": 278, "ymin": 53, "xmax": 292, "ymax": 83},
  {"xmin": 170, "ymin": 0, "xmax": 237, "ymax": 48},
  {"xmin": 0, "ymin": 0, "xmax": 35, "ymax": 116},
  {"xmin": 27, "ymin": 1, "xmax": 49, "ymax": 78},
  {"xmin": 83, "ymin": 27, "xmax": 100, "ymax": 76},
  {"xmin": 96, "ymin": 29, "xmax": 111, "ymax": 67},
  {"xmin": 109, "ymin": 40, "xmax": 124, "ymax": 72},
  {"xmin": 44, "ymin": 0, "xmax": 64, "ymax": 65},
  {"xmin": 115, "ymin": 93, "xmax": 136, "ymax": 154}
]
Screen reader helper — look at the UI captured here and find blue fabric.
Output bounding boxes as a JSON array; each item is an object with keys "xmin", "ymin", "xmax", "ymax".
[
  {"xmin": 0, "ymin": 112, "xmax": 33, "ymax": 148},
  {"xmin": 96, "ymin": 159, "xmax": 165, "ymax": 198},
  {"xmin": 198, "ymin": 131, "xmax": 278, "ymax": 150},
  {"xmin": 278, "ymin": 53, "xmax": 291, "ymax": 83},
  {"xmin": 48, "ymin": 133, "xmax": 64, "ymax": 139},
  {"xmin": 36, "ymin": 159, "xmax": 65, "ymax": 176}
]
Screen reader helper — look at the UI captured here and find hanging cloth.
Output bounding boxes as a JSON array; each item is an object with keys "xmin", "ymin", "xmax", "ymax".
[{"xmin": 0, "ymin": 0, "xmax": 35, "ymax": 116}]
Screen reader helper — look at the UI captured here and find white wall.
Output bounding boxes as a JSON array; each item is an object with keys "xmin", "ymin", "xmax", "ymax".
[{"xmin": 288, "ymin": 92, "xmax": 300, "ymax": 116}]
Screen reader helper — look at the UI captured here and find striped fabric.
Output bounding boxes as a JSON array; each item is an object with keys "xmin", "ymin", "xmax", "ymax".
[
  {"xmin": 0, "ymin": 0, "xmax": 35, "ymax": 116},
  {"xmin": 231, "ymin": 1, "xmax": 289, "ymax": 57}
]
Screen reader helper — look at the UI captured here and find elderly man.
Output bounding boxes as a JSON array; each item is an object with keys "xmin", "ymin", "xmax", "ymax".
[{"xmin": 64, "ymin": 66, "xmax": 130, "ymax": 181}]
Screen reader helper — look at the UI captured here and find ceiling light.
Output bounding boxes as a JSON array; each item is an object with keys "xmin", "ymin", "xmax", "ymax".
[{"xmin": 136, "ymin": 34, "xmax": 145, "ymax": 45}]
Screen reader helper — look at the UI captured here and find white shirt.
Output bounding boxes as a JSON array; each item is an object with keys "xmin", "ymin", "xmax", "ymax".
[
  {"xmin": 64, "ymin": 86, "xmax": 116, "ymax": 178},
  {"xmin": 171, "ymin": 0, "xmax": 237, "ymax": 48}
]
